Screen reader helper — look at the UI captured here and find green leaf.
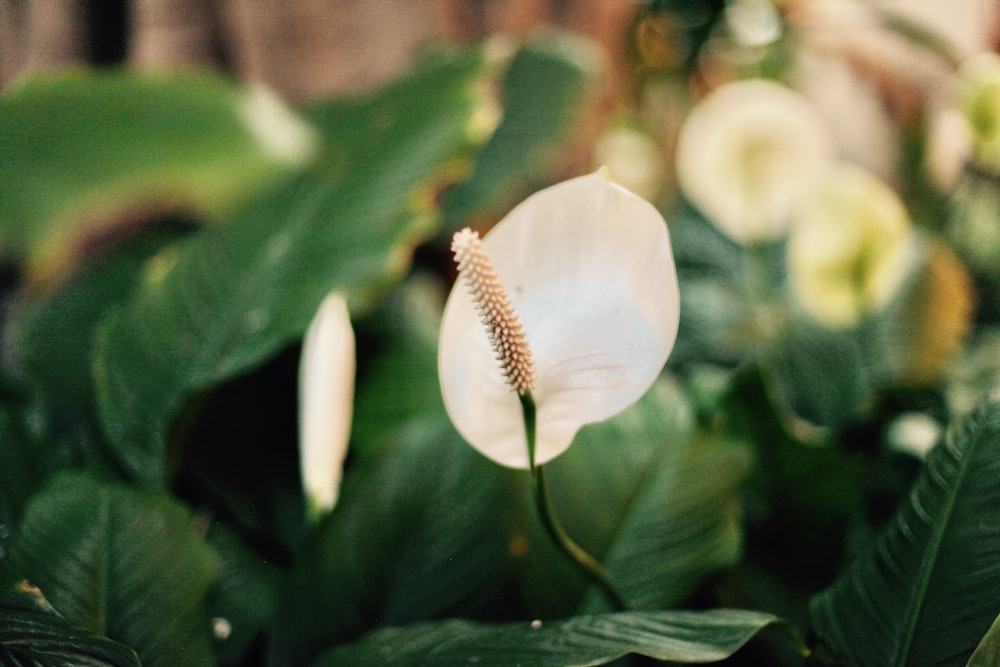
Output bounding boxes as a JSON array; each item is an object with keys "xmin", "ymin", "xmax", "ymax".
[
  {"xmin": 582, "ymin": 426, "xmax": 750, "ymax": 612},
  {"xmin": 0, "ymin": 69, "xmax": 316, "ymax": 271},
  {"xmin": 350, "ymin": 272, "xmax": 445, "ymax": 454},
  {"xmin": 518, "ymin": 379, "xmax": 747, "ymax": 615},
  {"xmin": 811, "ymin": 399, "xmax": 1000, "ymax": 667},
  {"xmin": 0, "ymin": 580, "xmax": 140, "ymax": 667},
  {"xmin": 441, "ymin": 31, "xmax": 603, "ymax": 228},
  {"xmin": 93, "ymin": 49, "xmax": 486, "ymax": 486},
  {"xmin": 6, "ymin": 228, "xmax": 184, "ymax": 414},
  {"xmin": 269, "ymin": 418, "xmax": 511, "ymax": 667},
  {"xmin": 967, "ymin": 614, "xmax": 1000, "ymax": 667},
  {"xmin": 314, "ymin": 608, "xmax": 782, "ymax": 666},
  {"xmin": 2, "ymin": 472, "xmax": 220, "ymax": 667}
]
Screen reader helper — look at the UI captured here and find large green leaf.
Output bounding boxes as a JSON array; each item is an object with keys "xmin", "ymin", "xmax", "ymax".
[
  {"xmin": 314, "ymin": 608, "xmax": 782, "ymax": 666},
  {"xmin": 1, "ymin": 472, "xmax": 220, "ymax": 667},
  {"xmin": 350, "ymin": 272, "xmax": 445, "ymax": 454},
  {"xmin": 515, "ymin": 379, "xmax": 747, "ymax": 616},
  {"xmin": 811, "ymin": 399, "xmax": 1000, "ymax": 667},
  {"xmin": 268, "ymin": 417, "xmax": 512, "ymax": 667},
  {"xmin": 0, "ymin": 69, "xmax": 316, "ymax": 272},
  {"xmin": 93, "ymin": 50, "xmax": 487, "ymax": 486},
  {"xmin": 440, "ymin": 31, "xmax": 603, "ymax": 229},
  {"xmin": 6, "ymin": 228, "xmax": 185, "ymax": 415},
  {"xmin": 581, "ymin": 426, "xmax": 749, "ymax": 612},
  {"xmin": 0, "ymin": 579, "xmax": 140, "ymax": 667}
]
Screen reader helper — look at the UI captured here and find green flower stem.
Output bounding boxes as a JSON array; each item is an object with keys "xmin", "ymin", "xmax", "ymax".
[{"xmin": 518, "ymin": 391, "xmax": 627, "ymax": 611}]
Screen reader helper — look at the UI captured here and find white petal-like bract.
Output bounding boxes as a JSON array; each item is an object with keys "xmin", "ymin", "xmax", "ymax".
[
  {"xmin": 439, "ymin": 170, "xmax": 680, "ymax": 468},
  {"xmin": 298, "ymin": 292, "xmax": 355, "ymax": 517}
]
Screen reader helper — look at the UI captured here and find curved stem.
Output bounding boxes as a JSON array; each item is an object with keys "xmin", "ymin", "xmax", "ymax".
[{"xmin": 518, "ymin": 391, "xmax": 627, "ymax": 611}]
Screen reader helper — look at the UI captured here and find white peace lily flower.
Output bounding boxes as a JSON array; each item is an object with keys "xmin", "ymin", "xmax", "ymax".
[
  {"xmin": 298, "ymin": 291, "xmax": 356, "ymax": 517},
  {"xmin": 675, "ymin": 78, "xmax": 832, "ymax": 244},
  {"xmin": 438, "ymin": 170, "xmax": 680, "ymax": 469},
  {"xmin": 786, "ymin": 162, "xmax": 917, "ymax": 328}
]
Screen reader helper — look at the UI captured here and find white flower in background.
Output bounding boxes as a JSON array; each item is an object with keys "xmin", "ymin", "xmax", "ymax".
[
  {"xmin": 959, "ymin": 51, "xmax": 1000, "ymax": 171},
  {"xmin": 786, "ymin": 162, "xmax": 917, "ymax": 328},
  {"xmin": 439, "ymin": 170, "xmax": 680, "ymax": 469},
  {"xmin": 298, "ymin": 291, "xmax": 355, "ymax": 518},
  {"xmin": 594, "ymin": 125, "xmax": 667, "ymax": 203},
  {"xmin": 675, "ymin": 78, "xmax": 832, "ymax": 244}
]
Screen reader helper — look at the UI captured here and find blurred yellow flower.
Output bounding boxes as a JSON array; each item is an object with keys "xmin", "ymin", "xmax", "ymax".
[
  {"xmin": 675, "ymin": 78, "xmax": 832, "ymax": 244},
  {"xmin": 786, "ymin": 162, "xmax": 916, "ymax": 328},
  {"xmin": 298, "ymin": 291, "xmax": 355, "ymax": 518},
  {"xmin": 438, "ymin": 170, "xmax": 680, "ymax": 469},
  {"xmin": 959, "ymin": 51, "xmax": 1000, "ymax": 170}
]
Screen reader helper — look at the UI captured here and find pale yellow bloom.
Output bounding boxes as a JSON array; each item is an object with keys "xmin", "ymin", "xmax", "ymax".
[{"xmin": 786, "ymin": 162, "xmax": 916, "ymax": 328}]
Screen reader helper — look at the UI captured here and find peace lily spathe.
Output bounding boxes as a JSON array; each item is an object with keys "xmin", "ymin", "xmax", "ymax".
[
  {"xmin": 298, "ymin": 291, "xmax": 355, "ymax": 518},
  {"xmin": 675, "ymin": 79, "xmax": 832, "ymax": 244},
  {"xmin": 439, "ymin": 170, "xmax": 680, "ymax": 469}
]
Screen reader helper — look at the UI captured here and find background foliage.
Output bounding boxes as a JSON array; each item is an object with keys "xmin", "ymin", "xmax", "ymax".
[{"xmin": 1, "ymin": 2, "xmax": 999, "ymax": 666}]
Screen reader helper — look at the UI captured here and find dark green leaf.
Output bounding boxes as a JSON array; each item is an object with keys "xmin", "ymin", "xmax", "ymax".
[
  {"xmin": 3, "ymin": 472, "xmax": 219, "ymax": 667},
  {"xmin": 351, "ymin": 272, "xmax": 445, "ymax": 454},
  {"xmin": 0, "ymin": 69, "xmax": 315, "ymax": 267},
  {"xmin": 93, "ymin": 49, "xmax": 486, "ymax": 486},
  {"xmin": 269, "ymin": 418, "xmax": 511, "ymax": 667},
  {"xmin": 0, "ymin": 580, "xmax": 140, "ymax": 667},
  {"xmin": 518, "ymin": 379, "xmax": 747, "ymax": 615},
  {"xmin": 6, "ymin": 228, "xmax": 184, "ymax": 414},
  {"xmin": 811, "ymin": 399, "xmax": 1000, "ymax": 667},
  {"xmin": 441, "ymin": 31, "xmax": 602, "ymax": 228},
  {"xmin": 315, "ymin": 608, "xmax": 781, "ymax": 666}
]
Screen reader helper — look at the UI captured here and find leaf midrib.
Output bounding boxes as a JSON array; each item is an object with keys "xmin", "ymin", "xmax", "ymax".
[{"xmin": 892, "ymin": 430, "xmax": 975, "ymax": 667}]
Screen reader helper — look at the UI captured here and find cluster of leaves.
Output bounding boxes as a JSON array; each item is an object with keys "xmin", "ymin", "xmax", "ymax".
[{"xmin": 0, "ymin": 18, "xmax": 998, "ymax": 667}]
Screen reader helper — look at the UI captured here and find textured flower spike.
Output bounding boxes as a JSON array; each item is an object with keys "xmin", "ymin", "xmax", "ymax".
[
  {"xmin": 298, "ymin": 291, "xmax": 355, "ymax": 519},
  {"xmin": 439, "ymin": 169, "xmax": 680, "ymax": 469},
  {"xmin": 451, "ymin": 227, "xmax": 535, "ymax": 395}
]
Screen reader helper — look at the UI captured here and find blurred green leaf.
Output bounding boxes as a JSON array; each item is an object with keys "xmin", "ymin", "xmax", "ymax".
[
  {"xmin": 269, "ymin": 417, "xmax": 511, "ymax": 667},
  {"xmin": 967, "ymin": 614, "xmax": 1000, "ymax": 667},
  {"xmin": 93, "ymin": 49, "xmax": 486, "ymax": 486},
  {"xmin": 314, "ymin": 608, "xmax": 782, "ymax": 666},
  {"xmin": 723, "ymin": 366, "xmax": 864, "ymax": 624},
  {"xmin": 0, "ymin": 579, "xmax": 140, "ymax": 667},
  {"xmin": 441, "ymin": 31, "xmax": 603, "ymax": 228},
  {"xmin": 762, "ymin": 319, "xmax": 873, "ymax": 430},
  {"xmin": 811, "ymin": 399, "xmax": 1000, "ymax": 667},
  {"xmin": 0, "ymin": 70, "xmax": 315, "ymax": 272},
  {"xmin": 204, "ymin": 522, "xmax": 280, "ymax": 666},
  {"xmin": 0, "ymin": 402, "xmax": 73, "ymax": 531},
  {"xmin": 6, "ymin": 228, "xmax": 185, "ymax": 414},
  {"xmin": 2, "ymin": 472, "xmax": 219, "ymax": 667},
  {"xmin": 350, "ymin": 272, "xmax": 445, "ymax": 455}
]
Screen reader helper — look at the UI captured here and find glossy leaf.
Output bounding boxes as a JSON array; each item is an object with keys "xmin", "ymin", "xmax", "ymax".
[
  {"xmin": 269, "ymin": 418, "xmax": 511, "ymax": 667},
  {"xmin": 0, "ymin": 580, "xmax": 140, "ymax": 667},
  {"xmin": 2, "ymin": 472, "xmax": 219, "ymax": 667},
  {"xmin": 517, "ymin": 379, "xmax": 747, "ymax": 616},
  {"xmin": 93, "ymin": 50, "xmax": 486, "ymax": 486},
  {"xmin": 0, "ymin": 70, "xmax": 315, "ymax": 273},
  {"xmin": 811, "ymin": 400, "xmax": 1000, "ymax": 667},
  {"xmin": 314, "ymin": 608, "xmax": 782, "ymax": 666}
]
